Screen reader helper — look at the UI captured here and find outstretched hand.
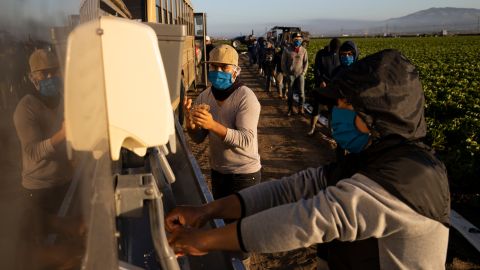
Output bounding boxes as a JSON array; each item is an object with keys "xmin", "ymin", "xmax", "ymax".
[{"xmin": 168, "ymin": 227, "xmax": 209, "ymax": 256}]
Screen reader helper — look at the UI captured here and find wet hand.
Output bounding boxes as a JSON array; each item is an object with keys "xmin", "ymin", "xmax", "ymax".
[
  {"xmin": 165, "ymin": 205, "xmax": 210, "ymax": 233},
  {"xmin": 192, "ymin": 109, "xmax": 216, "ymax": 130},
  {"xmin": 168, "ymin": 227, "xmax": 209, "ymax": 256},
  {"xmin": 183, "ymin": 99, "xmax": 196, "ymax": 130}
]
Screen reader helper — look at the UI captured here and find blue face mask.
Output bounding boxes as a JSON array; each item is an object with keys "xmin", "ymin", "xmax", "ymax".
[
  {"xmin": 208, "ymin": 71, "xmax": 234, "ymax": 90},
  {"xmin": 340, "ymin": 55, "xmax": 355, "ymax": 66},
  {"xmin": 39, "ymin": 77, "xmax": 62, "ymax": 97},
  {"xmin": 331, "ymin": 107, "xmax": 370, "ymax": 153},
  {"xmin": 293, "ymin": 40, "xmax": 302, "ymax": 47}
]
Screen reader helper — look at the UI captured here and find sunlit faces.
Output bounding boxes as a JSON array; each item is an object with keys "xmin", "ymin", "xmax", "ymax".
[
  {"xmin": 209, "ymin": 64, "xmax": 239, "ymax": 81},
  {"xmin": 209, "ymin": 63, "xmax": 235, "ymax": 73}
]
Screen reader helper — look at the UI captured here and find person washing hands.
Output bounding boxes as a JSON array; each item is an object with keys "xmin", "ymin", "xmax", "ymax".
[
  {"xmin": 169, "ymin": 50, "xmax": 450, "ymax": 270},
  {"xmin": 184, "ymin": 44, "xmax": 262, "ymax": 200}
]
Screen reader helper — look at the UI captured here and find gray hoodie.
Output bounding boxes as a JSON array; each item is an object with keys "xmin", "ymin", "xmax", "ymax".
[
  {"xmin": 237, "ymin": 168, "xmax": 448, "ymax": 270},
  {"xmin": 281, "ymin": 44, "xmax": 308, "ymax": 77}
]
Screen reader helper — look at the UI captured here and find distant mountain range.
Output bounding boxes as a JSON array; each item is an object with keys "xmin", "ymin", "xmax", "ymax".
[{"xmin": 301, "ymin": 7, "xmax": 480, "ymax": 36}]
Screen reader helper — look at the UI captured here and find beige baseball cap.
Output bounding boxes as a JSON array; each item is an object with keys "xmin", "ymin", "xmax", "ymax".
[
  {"xmin": 206, "ymin": 44, "xmax": 238, "ymax": 66},
  {"xmin": 29, "ymin": 49, "xmax": 59, "ymax": 72}
]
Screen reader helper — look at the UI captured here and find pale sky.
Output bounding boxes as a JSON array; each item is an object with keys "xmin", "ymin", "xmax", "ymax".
[
  {"xmin": 1, "ymin": 0, "xmax": 479, "ymax": 38},
  {"xmin": 191, "ymin": 0, "xmax": 480, "ymax": 36}
]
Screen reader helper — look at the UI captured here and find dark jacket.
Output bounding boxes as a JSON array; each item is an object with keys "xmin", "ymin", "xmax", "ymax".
[
  {"xmin": 206, "ymin": 43, "xmax": 215, "ymax": 61},
  {"xmin": 273, "ymin": 47, "xmax": 283, "ymax": 73},
  {"xmin": 313, "ymin": 45, "xmax": 340, "ymax": 86}
]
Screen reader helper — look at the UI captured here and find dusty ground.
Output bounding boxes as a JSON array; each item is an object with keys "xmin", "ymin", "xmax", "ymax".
[{"xmin": 185, "ymin": 54, "xmax": 480, "ymax": 269}]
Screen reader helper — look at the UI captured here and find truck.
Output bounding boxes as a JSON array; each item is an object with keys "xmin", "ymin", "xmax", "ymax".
[
  {"xmin": 266, "ymin": 26, "xmax": 310, "ymax": 47},
  {"xmin": 75, "ymin": 0, "xmax": 209, "ymax": 115},
  {"xmin": 230, "ymin": 26, "xmax": 310, "ymax": 49},
  {"xmin": 0, "ymin": 1, "xmax": 244, "ymax": 270}
]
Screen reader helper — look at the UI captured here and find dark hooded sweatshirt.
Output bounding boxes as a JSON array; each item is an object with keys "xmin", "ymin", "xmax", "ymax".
[
  {"xmin": 235, "ymin": 50, "xmax": 450, "ymax": 270},
  {"xmin": 313, "ymin": 39, "xmax": 341, "ymax": 86}
]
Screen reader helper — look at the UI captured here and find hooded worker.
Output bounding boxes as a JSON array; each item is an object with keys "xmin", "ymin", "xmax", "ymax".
[
  {"xmin": 308, "ymin": 37, "xmax": 342, "ymax": 136},
  {"xmin": 167, "ymin": 49, "xmax": 450, "ymax": 270},
  {"xmin": 184, "ymin": 44, "xmax": 262, "ymax": 200},
  {"xmin": 338, "ymin": 40, "xmax": 359, "ymax": 67}
]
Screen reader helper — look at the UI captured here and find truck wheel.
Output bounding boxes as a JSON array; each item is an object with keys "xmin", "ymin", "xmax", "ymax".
[{"xmin": 232, "ymin": 40, "xmax": 241, "ymax": 48}]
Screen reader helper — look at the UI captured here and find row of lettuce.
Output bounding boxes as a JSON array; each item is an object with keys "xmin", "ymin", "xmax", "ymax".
[{"xmin": 305, "ymin": 36, "xmax": 479, "ymax": 189}]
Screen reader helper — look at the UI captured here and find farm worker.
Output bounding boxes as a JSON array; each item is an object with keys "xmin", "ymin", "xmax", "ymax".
[
  {"xmin": 308, "ymin": 38, "xmax": 341, "ymax": 136},
  {"xmin": 282, "ymin": 32, "xmax": 309, "ymax": 116},
  {"xmin": 14, "ymin": 49, "xmax": 72, "ymax": 210},
  {"xmin": 13, "ymin": 49, "xmax": 78, "ymax": 268},
  {"xmin": 334, "ymin": 40, "xmax": 359, "ymax": 74},
  {"xmin": 262, "ymin": 41, "xmax": 276, "ymax": 92},
  {"xmin": 256, "ymin": 37, "xmax": 267, "ymax": 77},
  {"xmin": 330, "ymin": 40, "xmax": 361, "ymax": 159},
  {"xmin": 273, "ymin": 46, "xmax": 286, "ymax": 99},
  {"xmin": 247, "ymin": 35, "xmax": 258, "ymax": 67},
  {"xmin": 184, "ymin": 44, "xmax": 262, "ymax": 200},
  {"xmin": 166, "ymin": 49, "xmax": 450, "ymax": 270}
]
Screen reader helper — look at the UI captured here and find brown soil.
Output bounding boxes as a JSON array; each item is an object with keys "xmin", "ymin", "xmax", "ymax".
[{"xmin": 185, "ymin": 54, "xmax": 480, "ymax": 269}]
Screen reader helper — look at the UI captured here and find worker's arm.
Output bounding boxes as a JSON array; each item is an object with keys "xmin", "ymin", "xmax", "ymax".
[
  {"xmin": 302, "ymin": 48, "xmax": 309, "ymax": 75},
  {"xmin": 191, "ymin": 109, "xmax": 227, "ymax": 140},
  {"xmin": 238, "ymin": 166, "xmax": 329, "ymax": 216},
  {"xmin": 165, "ymin": 193, "xmax": 242, "ymax": 232},
  {"xmin": 13, "ymin": 99, "xmax": 63, "ymax": 161},
  {"xmin": 169, "ymin": 174, "xmax": 447, "ymax": 256},
  {"xmin": 166, "ymin": 166, "xmax": 330, "ymax": 234},
  {"xmin": 238, "ymin": 174, "xmax": 442, "ymax": 253},
  {"xmin": 168, "ymin": 222, "xmax": 241, "ymax": 256},
  {"xmin": 222, "ymin": 90, "xmax": 260, "ymax": 148},
  {"xmin": 50, "ymin": 121, "xmax": 66, "ymax": 148}
]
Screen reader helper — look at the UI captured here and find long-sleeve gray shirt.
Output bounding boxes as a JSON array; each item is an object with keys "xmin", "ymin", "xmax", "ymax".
[
  {"xmin": 189, "ymin": 86, "xmax": 261, "ymax": 174},
  {"xmin": 237, "ymin": 167, "xmax": 449, "ymax": 270},
  {"xmin": 281, "ymin": 45, "xmax": 309, "ymax": 77},
  {"xmin": 13, "ymin": 94, "xmax": 71, "ymax": 189}
]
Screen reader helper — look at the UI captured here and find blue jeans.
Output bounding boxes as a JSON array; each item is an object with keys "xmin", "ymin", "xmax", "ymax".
[{"xmin": 287, "ymin": 74, "xmax": 305, "ymax": 109}]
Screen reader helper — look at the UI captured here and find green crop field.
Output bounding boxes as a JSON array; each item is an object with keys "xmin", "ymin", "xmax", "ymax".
[{"xmin": 305, "ymin": 36, "xmax": 480, "ymax": 189}]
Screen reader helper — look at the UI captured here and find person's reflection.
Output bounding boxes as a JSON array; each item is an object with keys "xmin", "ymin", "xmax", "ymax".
[{"xmin": 13, "ymin": 49, "xmax": 82, "ymax": 269}]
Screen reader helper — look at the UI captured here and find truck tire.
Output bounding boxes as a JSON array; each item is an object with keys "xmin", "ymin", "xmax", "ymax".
[{"xmin": 232, "ymin": 40, "xmax": 241, "ymax": 48}]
